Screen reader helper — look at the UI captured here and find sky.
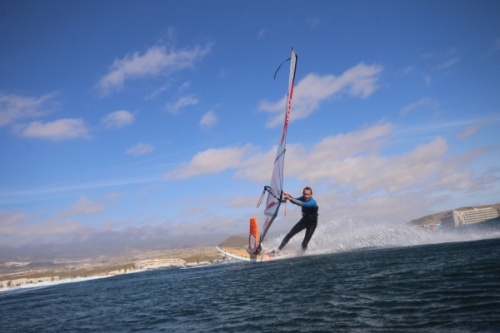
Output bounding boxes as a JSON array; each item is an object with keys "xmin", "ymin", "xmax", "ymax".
[{"xmin": 1, "ymin": 0, "xmax": 499, "ymax": 254}]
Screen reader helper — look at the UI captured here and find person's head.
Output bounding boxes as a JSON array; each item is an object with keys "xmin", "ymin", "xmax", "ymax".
[{"xmin": 303, "ymin": 187, "xmax": 313, "ymax": 200}]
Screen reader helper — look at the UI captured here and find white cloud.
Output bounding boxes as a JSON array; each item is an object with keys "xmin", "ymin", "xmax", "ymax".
[
  {"xmin": 277, "ymin": 128, "xmax": 456, "ymax": 195},
  {"xmin": 126, "ymin": 143, "xmax": 154, "ymax": 156},
  {"xmin": 283, "ymin": 127, "xmax": 483, "ymax": 197},
  {"xmin": 200, "ymin": 110, "xmax": 217, "ymax": 128},
  {"xmin": 166, "ymin": 145, "xmax": 254, "ymax": 179},
  {"xmin": 0, "ymin": 92, "xmax": 58, "ymax": 127},
  {"xmin": 423, "ymin": 48, "xmax": 461, "ymax": 71},
  {"xmin": 0, "ymin": 209, "xmax": 88, "ymax": 245},
  {"xmin": 167, "ymin": 95, "xmax": 198, "ymax": 114},
  {"xmin": 97, "ymin": 43, "xmax": 213, "ymax": 95},
  {"xmin": 158, "ymin": 117, "xmax": 496, "ymax": 226},
  {"xmin": 145, "ymin": 83, "xmax": 171, "ymax": 100},
  {"xmin": 61, "ymin": 196, "xmax": 106, "ymax": 216},
  {"xmin": 179, "ymin": 81, "xmax": 191, "ymax": 92},
  {"xmin": 179, "ymin": 122, "xmax": 490, "ymax": 207},
  {"xmin": 260, "ymin": 63, "xmax": 383, "ymax": 127},
  {"xmin": 437, "ymin": 56, "xmax": 460, "ymax": 70},
  {"xmin": 13, "ymin": 118, "xmax": 91, "ymax": 141},
  {"xmin": 0, "ymin": 193, "xmax": 126, "ymax": 246},
  {"xmin": 400, "ymin": 97, "xmax": 439, "ymax": 116},
  {"xmin": 0, "ymin": 210, "xmax": 28, "ymax": 237},
  {"xmin": 233, "ymin": 145, "xmax": 277, "ymax": 183},
  {"xmin": 101, "ymin": 110, "xmax": 134, "ymax": 128},
  {"xmin": 457, "ymin": 122, "xmax": 485, "ymax": 139}
]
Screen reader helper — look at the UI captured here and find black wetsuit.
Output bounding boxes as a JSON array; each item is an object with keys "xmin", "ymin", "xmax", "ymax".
[{"xmin": 278, "ymin": 196, "xmax": 318, "ymax": 251}]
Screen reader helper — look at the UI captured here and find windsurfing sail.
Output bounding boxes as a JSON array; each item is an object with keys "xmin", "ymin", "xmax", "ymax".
[
  {"xmin": 248, "ymin": 217, "xmax": 259, "ymax": 250},
  {"xmin": 253, "ymin": 48, "xmax": 298, "ymax": 254}
]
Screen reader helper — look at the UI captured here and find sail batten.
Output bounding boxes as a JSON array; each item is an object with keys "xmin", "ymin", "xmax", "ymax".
[{"xmin": 255, "ymin": 48, "xmax": 298, "ymax": 252}]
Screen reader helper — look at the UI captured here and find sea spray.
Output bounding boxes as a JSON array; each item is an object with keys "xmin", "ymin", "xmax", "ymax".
[{"xmin": 266, "ymin": 217, "xmax": 500, "ymax": 256}]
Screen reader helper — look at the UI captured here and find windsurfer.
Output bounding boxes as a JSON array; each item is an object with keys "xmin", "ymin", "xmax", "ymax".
[{"xmin": 275, "ymin": 186, "xmax": 318, "ymax": 252}]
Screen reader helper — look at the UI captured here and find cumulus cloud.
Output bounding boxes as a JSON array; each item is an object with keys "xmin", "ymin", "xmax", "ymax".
[
  {"xmin": 236, "ymin": 123, "xmax": 395, "ymax": 186},
  {"xmin": 0, "ymin": 92, "xmax": 58, "ymax": 127},
  {"xmin": 166, "ymin": 95, "xmax": 198, "ymax": 114},
  {"xmin": 145, "ymin": 83, "xmax": 171, "ymax": 100},
  {"xmin": 283, "ymin": 128, "xmax": 482, "ymax": 198},
  {"xmin": 162, "ymin": 114, "xmax": 496, "ymax": 224},
  {"xmin": 166, "ymin": 145, "xmax": 254, "ymax": 179},
  {"xmin": 0, "ymin": 193, "xmax": 125, "ymax": 246},
  {"xmin": 97, "ymin": 43, "xmax": 213, "ymax": 95},
  {"xmin": 0, "ymin": 208, "xmax": 89, "ymax": 245},
  {"xmin": 260, "ymin": 63, "xmax": 383, "ymax": 127},
  {"xmin": 60, "ymin": 196, "xmax": 106, "ymax": 216},
  {"xmin": 13, "ymin": 118, "xmax": 91, "ymax": 141},
  {"xmin": 126, "ymin": 143, "xmax": 154, "ymax": 156},
  {"xmin": 174, "ymin": 121, "xmax": 490, "ymax": 208},
  {"xmin": 200, "ymin": 110, "xmax": 217, "ymax": 128},
  {"xmin": 280, "ymin": 128, "xmax": 457, "ymax": 195},
  {"xmin": 101, "ymin": 110, "xmax": 134, "ymax": 128}
]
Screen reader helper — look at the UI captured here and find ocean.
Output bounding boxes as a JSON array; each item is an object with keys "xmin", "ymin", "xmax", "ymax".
[{"xmin": 1, "ymin": 223, "xmax": 500, "ymax": 332}]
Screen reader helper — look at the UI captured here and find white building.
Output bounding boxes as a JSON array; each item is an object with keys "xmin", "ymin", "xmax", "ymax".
[
  {"xmin": 443, "ymin": 207, "xmax": 499, "ymax": 227},
  {"xmin": 135, "ymin": 258, "xmax": 185, "ymax": 269}
]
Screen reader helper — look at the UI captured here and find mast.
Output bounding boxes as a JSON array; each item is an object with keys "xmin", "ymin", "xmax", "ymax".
[{"xmin": 254, "ymin": 48, "xmax": 298, "ymax": 253}]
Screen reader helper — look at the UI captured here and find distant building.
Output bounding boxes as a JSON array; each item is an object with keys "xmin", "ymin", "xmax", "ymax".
[
  {"xmin": 442, "ymin": 207, "xmax": 499, "ymax": 227},
  {"xmin": 135, "ymin": 258, "xmax": 185, "ymax": 269}
]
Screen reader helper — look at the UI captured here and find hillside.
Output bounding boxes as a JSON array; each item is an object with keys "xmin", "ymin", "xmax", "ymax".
[
  {"xmin": 409, "ymin": 203, "xmax": 500, "ymax": 227},
  {"xmin": 218, "ymin": 235, "xmax": 247, "ymax": 248}
]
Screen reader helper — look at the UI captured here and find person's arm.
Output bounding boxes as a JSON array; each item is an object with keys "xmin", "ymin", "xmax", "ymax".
[{"xmin": 287, "ymin": 195, "xmax": 304, "ymax": 206}]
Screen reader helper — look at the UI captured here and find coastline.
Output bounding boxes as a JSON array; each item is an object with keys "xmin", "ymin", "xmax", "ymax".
[
  {"xmin": 0, "ymin": 246, "xmax": 226, "ymax": 290},
  {"xmin": 4, "ymin": 203, "xmax": 498, "ymax": 291}
]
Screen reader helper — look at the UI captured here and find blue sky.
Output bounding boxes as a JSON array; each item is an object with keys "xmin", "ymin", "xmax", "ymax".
[{"xmin": 1, "ymin": 0, "xmax": 499, "ymax": 251}]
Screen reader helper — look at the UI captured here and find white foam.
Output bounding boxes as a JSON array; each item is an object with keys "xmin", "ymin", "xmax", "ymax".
[
  {"xmin": 0, "ymin": 275, "xmax": 111, "ymax": 294},
  {"xmin": 264, "ymin": 217, "xmax": 500, "ymax": 256}
]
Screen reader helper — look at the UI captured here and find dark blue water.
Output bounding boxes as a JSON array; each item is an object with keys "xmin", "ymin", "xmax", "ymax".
[{"xmin": 1, "ymin": 238, "xmax": 500, "ymax": 332}]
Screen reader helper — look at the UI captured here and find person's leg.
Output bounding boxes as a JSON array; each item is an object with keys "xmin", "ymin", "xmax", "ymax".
[
  {"xmin": 278, "ymin": 219, "xmax": 306, "ymax": 250},
  {"xmin": 301, "ymin": 220, "xmax": 317, "ymax": 250}
]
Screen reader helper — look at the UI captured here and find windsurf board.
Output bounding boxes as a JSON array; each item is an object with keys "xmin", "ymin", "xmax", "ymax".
[{"xmin": 216, "ymin": 246, "xmax": 283, "ymax": 262}]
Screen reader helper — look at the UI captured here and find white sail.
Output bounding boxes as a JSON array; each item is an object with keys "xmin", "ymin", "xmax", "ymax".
[{"xmin": 257, "ymin": 48, "xmax": 298, "ymax": 251}]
